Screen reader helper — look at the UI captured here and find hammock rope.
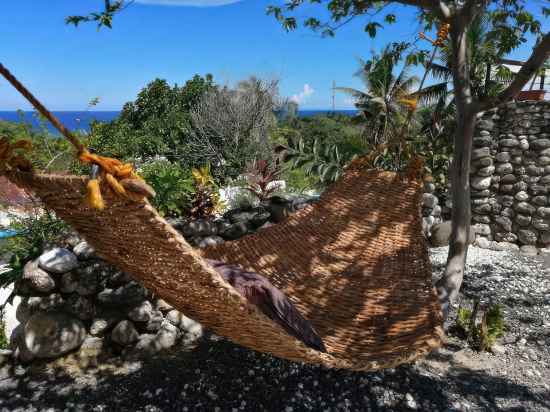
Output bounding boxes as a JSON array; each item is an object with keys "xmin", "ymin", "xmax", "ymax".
[{"xmin": 0, "ymin": 62, "xmax": 155, "ymax": 210}]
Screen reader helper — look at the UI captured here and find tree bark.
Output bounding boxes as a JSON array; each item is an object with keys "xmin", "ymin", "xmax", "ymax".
[{"xmin": 436, "ymin": 16, "xmax": 476, "ymax": 319}]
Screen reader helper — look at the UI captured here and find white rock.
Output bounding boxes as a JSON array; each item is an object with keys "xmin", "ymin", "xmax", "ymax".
[
  {"xmin": 73, "ymin": 241, "xmax": 96, "ymax": 260},
  {"xmin": 38, "ymin": 248, "xmax": 79, "ymax": 274},
  {"xmin": 24, "ymin": 312, "xmax": 86, "ymax": 359}
]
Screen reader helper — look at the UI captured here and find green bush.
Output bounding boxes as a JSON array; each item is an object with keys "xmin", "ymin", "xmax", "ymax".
[
  {"xmin": 140, "ymin": 160, "xmax": 195, "ymax": 218},
  {"xmin": 454, "ymin": 300, "xmax": 505, "ymax": 352}
]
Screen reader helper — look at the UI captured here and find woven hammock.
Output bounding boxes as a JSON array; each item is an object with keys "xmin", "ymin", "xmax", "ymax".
[
  {"xmin": 4, "ymin": 164, "xmax": 443, "ymax": 371},
  {"xmin": 0, "ymin": 62, "xmax": 443, "ymax": 371}
]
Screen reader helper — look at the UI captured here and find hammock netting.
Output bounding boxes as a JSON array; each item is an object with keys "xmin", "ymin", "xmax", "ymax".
[{"xmin": 4, "ymin": 163, "xmax": 443, "ymax": 371}]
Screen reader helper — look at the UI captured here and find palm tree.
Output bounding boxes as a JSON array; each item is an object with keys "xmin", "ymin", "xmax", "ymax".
[{"xmin": 337, "ymin": 43, "xmax": 420, "ymax": 145}]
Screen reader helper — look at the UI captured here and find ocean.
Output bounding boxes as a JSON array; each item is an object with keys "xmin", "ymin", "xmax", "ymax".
[{"xmin": 0, "ymin": 110, "xmax": 357, "ymax": 135}]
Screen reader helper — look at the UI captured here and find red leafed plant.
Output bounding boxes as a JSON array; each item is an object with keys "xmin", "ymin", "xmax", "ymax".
[{"xmin": 244, "ymin": 159, "xmax": 282, "ymax": 201}]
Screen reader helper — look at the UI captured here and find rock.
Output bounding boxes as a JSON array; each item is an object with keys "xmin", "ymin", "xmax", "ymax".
[
  {"xmin": 144, "ymin": 310, "xmax": 164, "ymax": 333},
  {"xmin": 471, "ymin": 176, "xmax": 492, "ymax": 190},
  {"xmin": 64, "ymin": 294, "xmax": 95, "ymax": 320},
  {"xmin": 495, "ymin": 163, "xmax": 514, "ymax": 174},
  {"xmin": 514, "ymin": 214, "xmax": 531, "ymax": 227},
  {"xmin": 181, "ymin": 219, "xmax": 217, "ymax": 238},
  {"xmin": 111, "ymin": 320, "xmax": 139, "ymax": 346},
  {"xmin": 537, "ymin": 207, "xmax": 550, "ymax": 218},
  {"xmin": 499, "ymin": 139, "xmax": 519, "ymax": 148},
  {"xmin": 477, "ymin": 165, "xmax": 495, "ymax": 176},
  {"xmin": 128, "ymin": 300, "xmax": 154, "ymax": 322},
  {"xmin": 518, "ymin": 229, "xmax": 538, "ymax": 245},
  {"xmin": 133, "ymin": 334, "xmax": 158, "ymax": 354},
  {"xmin": 520, "ymin": 245, "xmax": 539, "ymax": 257},
  {"xmin": 472, "ymin": 147, "xmax": 491, "ymax": 159},
  {"xmin": 89, "ymin": 310, "xmax": 121, "ymax": 336},
  {"xmin": 196, "ymin": 236, "xmax": 225, "ymax": 249},
  {"xmin": 23, "ymin": 312, "xmax": 86, "ymax": 359},
  {"xmin": 17, "ymin": 294, "xmax": 64, "ymax": 321},
  {"xmin": 38, "ymin": 248, "xmax": 79, "ymax": 274},
  {"xmin": 155, "ymin": 321, "xmax": 180, "ymax": 350},
  {"xmin": 79, "ymin": 336, "xmax": 105, "ymax": 358},
  {"xmin": 493, "ymin": 241, "xmax": 520, "ymax": 252},
  {"xmin": 473, "ymin": 223, "xmax": 491, "ymax": 237},
  {"xmin": 532, "ymin": 196, "xmax": 548, "ymax": 206},
  {"xmin": 10, "ymin": 325, "xmax": 35, "ymax": 363},
  {"xmin": 495, "ymin": 216, "xmax": 513, "ymax": 232},
  {"xmin": 107, "ymin": 270, "xmax": 132, "ymax": 288},
  {"xmin": 532, "ymin": 218, "xmax": 550, "ymax": 232},
  {"xmin": 496, "ymin": 152, "xmax": 511, "ymax": 163},
  {"xmin": 404, "ymin": 393, "xmax": 418, "ymax": 410},
  {"xmin": 219, "ymin": 222, "xmax": 249, "ymax": 240},
  {"xmin": 249, "ymin": 211, "xmax": 271, "ymax": 229},
  {"xmin": 424, "ymin": 182, "xmax": 436, "ymax": 193},
  {"xmin": 532, "ymin": 139, "xmax": 550, "ymax": 150},
  {"xmin": 166, "ymin": 310, "xmax": 203, "ymax": 337},
  {"xmin": 97, "ymin": 282, "xmax": 148, "ymax": 306},
  {"xmin": 494, "ymin": 232, "xmax": 518, "ymax": 243},
  {"xmin": 500, "ymin": 174, "xmax": 517, "ymax": 184},
  {"xmin": 265, "ymin": 196, "xmax": 293, "ymax": 223},
  {"xmin": 514, "ymin": 191, "xmax": 529, "ymax": 202},
  {"xmin": 475, "ymin": 237, "xmax": 491, "ymax": 249},
  {"xmin": 430, "ymin": 222, "xmax": 474, "ymax": 247},
  {"xmin": 21, "ymin": 260, "xmax": 56, "ymax": 293},
  {"xmin": 73, "ymin": 241, "xmax": 96, "ymax": 260},
  {"xmin": 422, "ymin": 193, "xmax": 438, "ymax": 208},
  {"xmin": 154, "ymin": 298, "xmax": 173, "ymax": 313},
  {"xmin": 74, "ymin": 264, "xmax": 100, "ymax": 296},
  {"xmin": 60, "ymin": 272, "xmax": 78, "ymax": 294},
  {"xmin": 514, "ymin": 202, "xmax": 536, "ymax": 215}
]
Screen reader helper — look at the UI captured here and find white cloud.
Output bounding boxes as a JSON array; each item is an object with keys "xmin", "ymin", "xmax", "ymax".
[
  {"xmin": 134, "ymin": 0, "xmax": 242, "ymax": 6},
  {"xmin": 290, "ymin": 84, "xmax": 314, "ymax": 104}
]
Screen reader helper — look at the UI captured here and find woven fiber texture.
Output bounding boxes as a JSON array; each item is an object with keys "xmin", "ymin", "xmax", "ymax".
[{"xmin": 4, "ymin": 166, "xmax": 443, "ymax": 371}]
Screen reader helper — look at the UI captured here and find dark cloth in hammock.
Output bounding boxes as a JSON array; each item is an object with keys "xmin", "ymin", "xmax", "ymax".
[{"xmin": 207, "ymin": 259, "xmax": 327, "ymax": 353}]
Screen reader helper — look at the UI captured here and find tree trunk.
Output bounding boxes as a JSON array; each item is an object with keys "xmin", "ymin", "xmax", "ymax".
[{"xmin": 436, "ymin": 17, "xmax": 477, "ymax": 319}]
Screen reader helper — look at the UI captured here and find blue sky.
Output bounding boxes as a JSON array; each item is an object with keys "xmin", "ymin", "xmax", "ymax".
[{"xmin": 0, "ymin": 0, "xmax": 547, "ymax": 111}]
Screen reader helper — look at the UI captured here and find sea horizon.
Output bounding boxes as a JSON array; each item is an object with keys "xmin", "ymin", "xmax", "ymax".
[{"xmin": 0, "ymin": 109, "xmax": 358, "ymax": 135}]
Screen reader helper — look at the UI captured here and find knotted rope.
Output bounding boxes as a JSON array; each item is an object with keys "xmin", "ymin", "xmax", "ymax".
[{"xmin": 0, "ymin": 62, "xmax": 155, "ymax": 210}]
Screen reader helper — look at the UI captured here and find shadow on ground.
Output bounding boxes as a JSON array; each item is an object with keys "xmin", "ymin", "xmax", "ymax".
[{"xmin": 1, "ymin": 336, "xmax": 548, "ymax": 412}]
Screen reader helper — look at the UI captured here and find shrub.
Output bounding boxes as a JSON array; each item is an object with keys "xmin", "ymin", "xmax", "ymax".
[
  {"xmin": 243, "ymin": 159, "xmax": 282, "ymax": 201},
  {"xmin": 140, "ymin": 160, "xmax": 195, "ymax": 218},
  {"xmin": 454, "ymin": 300, "xmax": 505, "ymax": 352},
  {"xmin": 190, "ymin": 165, "xmax": 225, "ymax": 218}
]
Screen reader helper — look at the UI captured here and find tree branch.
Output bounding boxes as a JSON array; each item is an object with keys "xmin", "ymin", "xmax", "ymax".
[
  {"xmin": 391, "ymin": 0, "xmax": 452, "ymax": 21},
  {"xmin": 476, "ymin": 32, "xmax": 550, "ymax": 111}
]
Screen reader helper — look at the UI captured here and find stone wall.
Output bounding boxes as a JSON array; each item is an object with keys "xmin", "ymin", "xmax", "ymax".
[{"xmin": 471, "ymin": 101, "xmax": 550, "ymax": 249}]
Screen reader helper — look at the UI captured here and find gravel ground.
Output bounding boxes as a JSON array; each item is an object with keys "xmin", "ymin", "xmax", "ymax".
[{"xmin": 0, "ymin": 246, "xmax": 549, "ymax": 412}]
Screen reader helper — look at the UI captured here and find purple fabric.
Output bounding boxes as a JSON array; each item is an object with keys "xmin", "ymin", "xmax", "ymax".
[{"xmin": 207, "ymin": 259, "xmax": 327, "ymax": 353}]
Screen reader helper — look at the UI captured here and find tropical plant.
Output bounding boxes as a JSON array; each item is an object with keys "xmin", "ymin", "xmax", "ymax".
[
  {"xmin": 283, "ymin": 137, "xmax": 351, "ymax": 184},
  {"xmin": 244, "ymin": 159, "xmax": 282, "ymax": 201},
  {"xmin": 140, "ymin": 160, "xmax": 195, "ymax": 218},
  {"xmin": 455, "ymin": 300, "xmax": 505, "ymax": 352},
  {"xmin": 337, "ymin": 42, "xmax": 420, "ymax": 145},
  {"xmin": 190, "ymin": 165, "xmax": 225, "ymax": 219}
]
